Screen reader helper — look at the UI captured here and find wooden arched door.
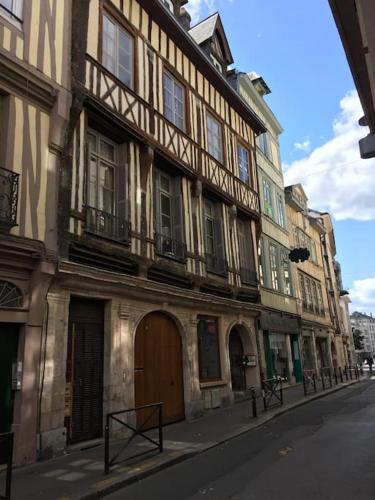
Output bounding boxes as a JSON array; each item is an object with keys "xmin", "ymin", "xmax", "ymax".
[
  {"xmin": 135, "ymin": 312, "xmax": 184, "ymax": 426},
  {"xmin": 229, "ymin": 328, "xmax": 245, "ymax": 391}
]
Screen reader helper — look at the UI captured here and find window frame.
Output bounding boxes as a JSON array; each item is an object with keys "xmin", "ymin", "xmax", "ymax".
[
  {"xmin": 206, "ymin": 111, "xmax": 223, "ymax": 163},
  {"xmin": 262, "ymin": 177, "xmax": 273, "ymax": 218},
  {"xmin": 100, "ymin": 7, "xmax": 136, "ymax": 91},
  {"xmin": 269, "ymin": 243, "xmax": 279, "ymax": 292},
  {"xmin": 163, "ymin": 70, "xmax": 186, "ymax": 132},
  {"xmin": 0, "ymin": 0, "xmax": 23, "ymax": 24},
  {"xmin": 237, "ymin": 141, "xmax": 252, "ymax": 186},
  {"xmin": 276, "ymin": 192, "xmax": 286, "ymax": 229},
  {"xmin": 197, "ymin": 316, "xmax": 222, "ymax": 382}
]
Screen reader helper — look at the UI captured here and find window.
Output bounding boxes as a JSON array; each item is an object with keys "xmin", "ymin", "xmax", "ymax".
[
  {"xmin": 238, "ymin": 144, "xmax": 250, "ymax": 184},
  {"xmin": 256, "ymin": 132, "xmax": 272, "ymax": 161},
  {"xmin": 102, "ymin": 14, "xmax": 134, "ymax": 88},
  {"xmin": 206, "ymin": 113, "xmax": 222, "ymax": 162},
  {"xmin": 276, "ymin": 192, "xmax": 286, "ymax": 228},
  {"xmin": 197, "ymin": 316, "xmax": 221, "ymax": 381},
  {"xmin": 0, "ymin": 0, "xmax": 22, "ymax": 21},
  {"xmin": 210, "ymin": 54, "xmax": 223, "ymax": 73},
  {"xmin": 204, "ymin": 199, "xmax": 227, "ymax": 275},
  {"xmin": 263, "ymin": 178, "xmax": 273, "ymax": 218},
  {"xmin": 160, "ymin": 0, "xmax": 174, "ymax": 11},
  {"xmin": 86, "ymin": 130, "xmax": 129, "ymax": 241},
  {"xmin": 269, "ymin": 244, "xmax": 279, "ymax": 291},
  {"xmin": 163, "ymin": 72, "xmax": 185, "ymax": 131},
  {"xmin": 281, "ymin": 249, "xmax": 291, "ymax": 295},
  {"xmin": 238, "ymin": 218, "xmax": 256, "ymax": 284},
  {"xmin": 155, "ymin": 170, "xmax": 185, "ymax": 260}
]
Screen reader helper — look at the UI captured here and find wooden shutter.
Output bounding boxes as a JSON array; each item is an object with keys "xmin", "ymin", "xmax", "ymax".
[
  {"xmin": 116, "ymin": 144, "xmax": 127, "ymax": 220},
  {"xmin": 172, "ymin": 178, "xmax": 183, "ymax": 243},
  {"xmin": 214, "ymin": 217, "xmax": 224, "ymax": 260}
]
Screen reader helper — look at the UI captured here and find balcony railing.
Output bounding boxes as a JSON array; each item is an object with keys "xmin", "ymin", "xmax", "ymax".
[
  {"xmin": 85, "ymin": 206, "xmax": 131, "ymax": 243},
  {"xmin": 205, "ymin": 253, "xmax": 228, "ymax": 277},
  {"xmin": 0, "ymin": 167, "xmax": 19, "ymax": 229},
  {"xmin": 240, "ymin": 267, "xmax": 258, "ymax": 286},
  {"xmin": 155, "ymin": 233, "xmax": 187, "ymax": 262}
]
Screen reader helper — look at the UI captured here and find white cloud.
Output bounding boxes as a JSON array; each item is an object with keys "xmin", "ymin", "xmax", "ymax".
[
  {"xmin": 187, "ymin": 0, "xmax": 216, "ymax": 23},
  {"xmin": 294, "ymin": 139, "xmax": 311, "ymax": 152},
  {"xmin": 349, "ymin": 278, "xmax": 375, "ymax": 315},
  {"xmin": 283, "ymin": 90, "xmax": 375, "ymax": 221}
]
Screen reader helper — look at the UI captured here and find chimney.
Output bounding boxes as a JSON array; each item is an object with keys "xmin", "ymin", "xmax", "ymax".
[{"xmin": 179, "ymin": 7, "xmax": 191, "ymax": 30}]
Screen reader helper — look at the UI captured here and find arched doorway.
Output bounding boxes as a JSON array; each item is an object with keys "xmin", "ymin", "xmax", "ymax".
[
  {"xmin": 229, "ymin": 328, "xmax": 245, "ymax": 391},
  {"xmin": 135, "ymin": 312, "xmax": 184, "ymax": 426}
]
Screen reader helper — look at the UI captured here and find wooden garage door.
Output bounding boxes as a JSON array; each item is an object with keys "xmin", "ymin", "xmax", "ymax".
[
  {"xmin": 135, "ymin": 312, "xmax": 184, "ymax": 427},
  {"xmin": 66, "ymin": 298, "xmax": 104, "ymax": 444}
]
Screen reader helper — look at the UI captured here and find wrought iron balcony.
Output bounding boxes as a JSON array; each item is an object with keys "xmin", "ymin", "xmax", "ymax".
[
  {"xmin": 205, "ymin": 253, "xmax": 228, "ymax": 277},
  {"xmin": 0, "ymin": 166, "xmax": 19, "ymax": 229},
  {"xmin": 155, "ymin": 233, "xmax": 187, "ymax": 262},
  {"xmin": 240, "ymin": 267, "xmax": 258, "ymax": 286},
  {"xmin": 85, "ymin": 206, "xmax": 131, "ymax": 243}
]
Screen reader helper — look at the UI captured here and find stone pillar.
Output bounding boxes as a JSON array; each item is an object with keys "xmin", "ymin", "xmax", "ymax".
[
  {"xmin": 38, "ymin": 291, "xmax": 70, "ymax": 460},
  {"xmin": 285, "ymin": 334, "xmax": 295, "ymax": 384},
  {"xmin": 183, "ymin": 317, "xmax": 203, "ymax": 419}
]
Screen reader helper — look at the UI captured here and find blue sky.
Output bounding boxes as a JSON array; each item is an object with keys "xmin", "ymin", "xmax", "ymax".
[{"xmin": 188, "ymin": 0, "xmax": 375, "ymax": 313}]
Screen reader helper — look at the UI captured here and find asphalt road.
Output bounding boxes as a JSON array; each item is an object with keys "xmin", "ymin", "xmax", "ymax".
[{"xmin": 108, "ymin": 379, "xmax": 375, "ymax": 500}]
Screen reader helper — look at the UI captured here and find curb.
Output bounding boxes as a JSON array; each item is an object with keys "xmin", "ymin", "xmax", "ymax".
[{"xmin": 77, "ymin": 377, "xmax": 365, "ymax": 499}]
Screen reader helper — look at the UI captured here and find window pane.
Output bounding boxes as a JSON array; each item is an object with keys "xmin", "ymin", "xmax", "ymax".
[
  {"xmin": 163, "ymin": 72, "xmax": 185, "ymax": 130},
  {"xmin": 207, "ymin": 114, "xmax": 222, "ymax": 161},
  {"xmin": 197, "ymin": 317, "xmax": 221, "ymax": 381},
  {"xmin": 100, "ymin": 140, "xmax": 115, "ymax": 162},
  {"xmin": 269, "ymin": 244, "xmax": 279, "ymax": 291},
  {"xmin": 161, "ymin": 193, "xmax": 171, "ymax": 217}
]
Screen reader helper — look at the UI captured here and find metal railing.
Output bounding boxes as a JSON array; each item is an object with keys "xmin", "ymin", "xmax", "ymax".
[
  {"xmin": 0, "ymin": 432, "xmax": 13, "ymax": 500},
  {"xmin": 240, "ymin": 267, "xmax": 258, "ymax": 286},
  {"xmin": 155, "ymin": 233, "xmax": 187, "ymax": 262},
  {"xmin": 104, "ymin": 403, "xmax": 163, "ymax": 475},
  {"xmin": 0, "ymin": 167, "xmax": 19, "ymax": 229},
  {"xmin": 85, "ymin": 206, "xmax": 131, "ymax": 243},
  {"xmin": 262, "ymin": 377, "xmax": 283, "ymax": 410},
  {"xmin": 205, "ymin": 253, "xmax": 228, "ymax": 277},
  {"xmin": 303, "ymin": 370, "xmax": 317, "ymax": 395}
]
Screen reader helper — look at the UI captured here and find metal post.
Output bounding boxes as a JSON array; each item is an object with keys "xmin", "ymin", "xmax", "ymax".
[
  {"xmin": 104, "ymin": 419, "xmax": 110, "ymax": 475},
  {"xmin": 262, "ymin": 386, "xmax": 267, "ymax": 411},
  {"xmin": 339, "ymin": 366, "xmax": 344, "ymax": 383},
  {"xmin": 334, "ymin": 368, "xmax": 338, "ymax": 385},
  {"xmin": 321, "ymin": 371, "xmax": 325, "ymax": 390},
  {"xmin": 280, "ymin": 379, "xmax": 283, "ymax": 405},
  {"xmin": 4, "ymin": 432, "xmax": 13, "ymax": 500},
  {"xmin": 349, "ymin": 366, "xmax": 353, "ymax": 380},
  {"xmin": 251, "ymin": 387, "xmax": 257, "ymax": 418},
  {"xmin": 158, "ymin": 404, "xmax": 163, "ymax": 453},
  {"xmin": 303, "ymin": 374, "xmax": 307, "ymax": 396},
  {"xmin": 313, "ymin": 373, "xmax": 317, "ymax": 393},
  {"xmin": 329, "ymin": 369, "xmax": 333, "ymax": 388},
  {"xmin": 344, "ymin": 366, "xmax": 348, "ymax": 381}
]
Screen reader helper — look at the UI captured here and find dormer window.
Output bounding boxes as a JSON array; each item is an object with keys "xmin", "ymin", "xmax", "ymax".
[
  {"xmin": 210, "ymin": 54, "xmax": 223, "ymax": 74},
  {"xmin": 160, "ymin": 0, "xmax": 174, "ymax": 12}
]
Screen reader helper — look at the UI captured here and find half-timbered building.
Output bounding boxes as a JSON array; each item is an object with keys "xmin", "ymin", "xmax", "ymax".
[
  {"xmin": 38, "ymin": 0, "xmax": 266, "ymax": 458},
  {"xmin": 0, "ymin": 0, "xmax": 71, "ymax": 464}
]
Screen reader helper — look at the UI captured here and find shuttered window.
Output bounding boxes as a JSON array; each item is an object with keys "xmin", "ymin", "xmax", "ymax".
[
  {"xmin": 102, "ymin": 14, "xmax": 134, "ymax": 89},
  {"xmin": 204, "ymin": 199, "xmax": 226, "ymax": 275},
  {"xmin": 238, "ymin": 218, "xmax": 256, "ymax": 284},
  {"xmin": 154, "ymin": 170, "xmax": 185, "ymax": 260}
]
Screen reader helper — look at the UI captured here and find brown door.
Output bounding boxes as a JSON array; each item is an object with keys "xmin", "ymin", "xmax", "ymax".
[
  {"xmin": 66, "ymin": 298, "xmax": 104, "ymax": 444},
  {"xmin": 229, "ymin": 329, "xmax": 245, "ymax": 391},
  {"xmin": 135, "ymin": 312, "xmax": 184, "ymax": 427}
]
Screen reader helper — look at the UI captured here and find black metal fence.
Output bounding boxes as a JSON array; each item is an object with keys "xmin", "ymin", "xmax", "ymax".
[
  {"xmin": 104, "ymin": 403, "xmax": 163, "ymax": 475},
  {"xmin": 320, "ymin": 367, "xmax": 333, "ymax": 390},
  {"xmin": 303, "ymin": 370, "xmax": 317, "ymax": 395},
  {"xmin": 155, "ymin": 233, "xmax": 187, "ymax": 261},
  {"xmin": 0, "ymin": 432, "xmax": 14, "ymax": 500},
  {"xmin": 261, "ymin": 377, "xmax": 283, "ymax": 410}
]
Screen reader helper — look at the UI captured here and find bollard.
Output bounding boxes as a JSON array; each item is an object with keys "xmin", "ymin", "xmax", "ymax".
[
  {"xmin": 313, "ymin": 373, "xmax": 317, "ymax": 393},
  {"xmin": 104, "ymin": 422, "xmax": 110, "ymax": 474},
  {"xmin": 344, "ymin": 366, "xmax": 349, "ymax": 381},
  {"xmin": 349, "ymin": 366, "xmax": 353, "ymax": 380},
  {"xmin": 251, "ymin": 387, "xmax": 257, "ymax": 418},
  {"xmin": 321, "ymin": 372, "xmax": 326, "ymax": 390},
  {"xmin": 329, "ymin": 369, "xmax": 333, "ymax": 388},
  {"xmin": 334, "ymin": 368, "xmax": 338, "ymax": 385},
  {"xmin": 280, "ymin": 379, "xmax": 284, "ymax": 405},
  {"xmin": 339, "ymin": 366, "xmax": 344, "ymax": 383},
  {"xmin": 303, "ymin": 375, "xmax": 307, "ymax": 396}
]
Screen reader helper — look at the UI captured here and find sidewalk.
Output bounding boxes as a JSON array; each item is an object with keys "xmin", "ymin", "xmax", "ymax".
[{"xmin": 1, "ymin": 376, "xmax": 366, "ymax": 500}]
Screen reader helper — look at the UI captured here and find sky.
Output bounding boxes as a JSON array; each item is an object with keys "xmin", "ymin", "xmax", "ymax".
[{"xmin": 187, "ymin": 0, "xmax": 375, "ymax": 314}]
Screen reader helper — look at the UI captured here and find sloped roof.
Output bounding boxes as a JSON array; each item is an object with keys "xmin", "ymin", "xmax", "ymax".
[{"xmin": 189, "ymin": 12, "xmax": 234, "ymax": 64}]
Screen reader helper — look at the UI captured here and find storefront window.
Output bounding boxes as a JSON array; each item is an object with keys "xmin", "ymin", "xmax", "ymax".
[
  {"xmin": 197, "ymin": 316, "xmax": 221, "ymax": 381},
  {"xmin": 269, "ymin": 332, "xmax": 289, "ymax": 380}
]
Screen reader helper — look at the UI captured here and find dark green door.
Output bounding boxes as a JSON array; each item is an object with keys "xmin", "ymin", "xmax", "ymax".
[
  {"xmin": 263, "ymin": 331, "xmax": 274, "ymax": 379},
  {"xmin": 290, "ymin": 334, "xmax": 303, "ymax": 383},
  {"xmin": 0, "ymin": 324, "xmax": 19, "ymax": 433},
  {"xmin": 229, "ymin": 329, "xmax": 245, "ymax": 391}
]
